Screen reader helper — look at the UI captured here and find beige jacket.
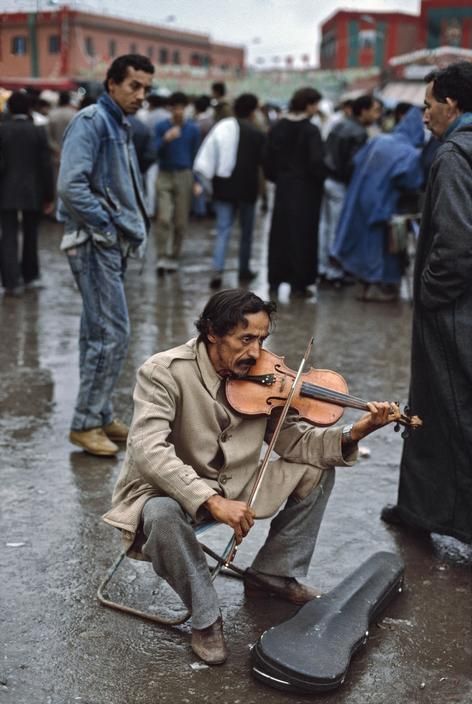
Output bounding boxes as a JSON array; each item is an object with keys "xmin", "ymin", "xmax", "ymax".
[{"xmin": 103, "ymin": 338, "xmax": 357, "ymax": 552}]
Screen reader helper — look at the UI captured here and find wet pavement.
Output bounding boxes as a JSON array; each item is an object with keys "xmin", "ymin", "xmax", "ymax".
[{"xmin": 1, "ymin": 209, "xmax": 471, "ymax": 704}]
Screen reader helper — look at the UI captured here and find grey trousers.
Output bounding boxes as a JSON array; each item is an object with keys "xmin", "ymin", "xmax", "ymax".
[
  {"xmin": 141, "ymin": 469, "xmax": 335, "ymax": 629},
  {"xmin": 156, "ymin": 169, "xmax": 193, "ymax": 261}
]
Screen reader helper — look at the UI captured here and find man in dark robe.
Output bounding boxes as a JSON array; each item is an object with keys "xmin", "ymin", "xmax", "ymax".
[
  {"xmin": 382, "ymin": 62, "xmax": 472, "ymax": 544},
  {"xmin": 264, "ymin": 87, "xmax": 324, "ymax": 299}
]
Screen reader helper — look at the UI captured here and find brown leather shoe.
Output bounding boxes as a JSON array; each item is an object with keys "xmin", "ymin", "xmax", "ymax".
[
  {"xmin": 244, "ymin": 568, "xmax": 321, "ymax": 605},
  {"xmin": 69, "ymin": 428, "xmax": 119, "ymax": 457},
  {"xmin": 103, "ymin": 418, "xmax": 129, "ymax": 443},
  {"xmin": 191, "ymin": 616, "xmax": 228, "ymax": 665}
]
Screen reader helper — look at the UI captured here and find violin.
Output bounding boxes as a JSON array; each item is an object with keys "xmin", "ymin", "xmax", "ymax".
[{"xmin": 226, "ymin": 348, "xmax": 422, "ymax": 434}]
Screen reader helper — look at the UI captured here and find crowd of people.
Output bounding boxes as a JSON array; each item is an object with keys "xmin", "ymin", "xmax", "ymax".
[
  {"xmin": 1, "ymin": 53, "xmax": 472, "ymax": 666},
  {"xmin": 0, "ymin": 65, "xmax": 436, "ymax": 301}
]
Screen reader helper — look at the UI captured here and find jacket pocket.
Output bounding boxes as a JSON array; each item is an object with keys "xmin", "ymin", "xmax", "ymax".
[{"xmin": 91, "ymin": 228, "xmax": 117, "ymax": 248}]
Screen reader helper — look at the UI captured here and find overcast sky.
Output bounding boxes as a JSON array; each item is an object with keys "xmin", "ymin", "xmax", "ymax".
[{"xmin": 11, "ymin": 0, "xmax": 421, "ymax": 66}]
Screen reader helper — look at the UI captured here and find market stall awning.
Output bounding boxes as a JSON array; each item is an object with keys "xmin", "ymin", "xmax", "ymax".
[{"xmin": 379, "ymin": 82, "xmax": 426, "ymax": 107}]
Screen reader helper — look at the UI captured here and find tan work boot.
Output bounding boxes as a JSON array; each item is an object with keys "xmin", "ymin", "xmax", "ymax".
[
  {"xmin": 191, "ymin": 616, "xmax": 228, "ymax": 665},
  {"xmin": 103, "ymin": 418, "xmax": 129, "ymax": 443},
  {"xmin": 361, "ymin": 284, "xmax": 399, "ymax": 303},
  {"xmin": 69, "ymin": 428, "xmax": 119, "ymax": 457}
]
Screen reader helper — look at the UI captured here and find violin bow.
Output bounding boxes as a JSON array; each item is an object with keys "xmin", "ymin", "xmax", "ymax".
[{"xmin": 224, "ymin": 337, "xmax": 314, "ymax": 566}]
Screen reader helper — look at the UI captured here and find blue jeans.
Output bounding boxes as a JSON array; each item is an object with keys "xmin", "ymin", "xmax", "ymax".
[
  {"xmin": 212, "ymin": 200, "xmax": 255, "ymax": 273},
  {"xmin": 66, "ymin": 240, "xmax": 130, "ymax": 431},
  {"xmin": 318, "ymin": 178, "xmax": 345, "ymax": 280}
]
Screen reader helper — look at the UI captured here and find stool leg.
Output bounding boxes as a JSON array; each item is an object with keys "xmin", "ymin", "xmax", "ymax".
[{"xmin": 96, "ymin": 550, "xmax": 191, "ymax": 625}]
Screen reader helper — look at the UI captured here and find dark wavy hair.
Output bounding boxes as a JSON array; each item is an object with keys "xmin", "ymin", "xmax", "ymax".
[
  {"xmin": 234, "ymin": 93, "xmax": 258, "ymax": 118},
  {"xmin": 169, "ymin": 91, "xmax": 188, "ymax": 107},
  {"xmin": 289, "ymin": 87, "xmax": 322, "ymax": 113},
  {"xmin": 425, "ymin": 61, "xmax": 472, "ymax": 113},
  {"xmin": 352, "ymin": 94, "xmax": 375, "ymax": 117},
  {"xmin": 195, "ymin": 289, "xmax": 277, "ymax": 342},
  {"xmin": 7, "ymin": 91, "xmax": 31, "ymax": 115},
  {"xmin": 104, "ymin": 54, "xmax": 154, "ymax": 92}
]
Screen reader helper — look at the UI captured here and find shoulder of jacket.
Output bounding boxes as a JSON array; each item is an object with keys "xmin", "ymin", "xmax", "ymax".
[
  {"xmin": 71, "ymin": 105, "xmax": 109, "ymax": 130},
  {"xmin": 435, "ymin": 140, "xmax": 469, "ymax": 163},
  {"xmin": 140, "ymin": 339, "xmax": 198, "ymax": 372},
  {"xmin": 187, "ymin": 120, "xmax": 200, "ymax": 135}
]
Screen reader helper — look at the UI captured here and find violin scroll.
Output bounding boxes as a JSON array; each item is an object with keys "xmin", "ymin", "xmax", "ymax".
[{"xmin": 388, "ymin": 402, "xmax": 423, "ymax": 438}]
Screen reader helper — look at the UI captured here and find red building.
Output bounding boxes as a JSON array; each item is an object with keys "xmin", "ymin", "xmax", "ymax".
[
  {"xmin": 320, "ymin": 1, "xmax": 472, "ymax": 70},
  {"xmin": 419, "ymin": 0, "xmax": 472, "ymax": 50},
  {"xmin": 0, "ymin": 6, "xmax": 245, "ymax": 89}
]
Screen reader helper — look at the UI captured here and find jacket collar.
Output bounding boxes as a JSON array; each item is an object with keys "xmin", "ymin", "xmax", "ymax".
[
  {"xmin": 98, "ymin": 91, "xmax": 130, "ymax": 128},
  {"xmin": 196, "ymin": 338, "xmax": 222, "ymax": 399},
  {"xmin": 443, "ymin": 112, "xmax": 472, "ymax": 141}
]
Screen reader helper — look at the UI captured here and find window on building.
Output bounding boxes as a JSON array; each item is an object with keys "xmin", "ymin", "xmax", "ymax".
[
  {"xmin": 321, "ymin": 33, "xmax": 336, "ymax": 59},
  {"xmin": 201, "ymin": 55, "xmax": 210, "ymax": 68},
  {"xmin": 172, "ymin": 50, "xmax": 180, "ymax": 65},
  {"xmin": 147, "ymin": 46, "xmax": 153, "ymax": 60},
  {"xmin": 130, "ymin": 42, "xmax": 138, "ymax": 54},
  {"xmin": 85, "ymin": 36, "xmax": 95, "ymax": 57},
  {"xmin": 159, "ymin": 48, "xmax": 168, "ymax": 65},
  {"xmin": 359, "ymin": 30, "xmax": 376, "ymax": 50},
  {"xmin": 109, "ymin": 39, "xmax": 117, "ymax": 58},
  {"xmin": 49, "ymin": 35, "xmax": 61, "ymax": 54},
  {"xmin": 191, "ymin": 53, "xmax": 200, "ymax": 66},
  {"xmin": 11, "ymin": 36, "xmax": 28, "ymax": 56}
]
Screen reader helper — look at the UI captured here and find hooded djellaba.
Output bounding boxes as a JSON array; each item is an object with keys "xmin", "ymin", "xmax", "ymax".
[
  {"xmin": 331, "ymin": 106, "xmax": 426, "ymax": 302},
  {"xmin": 386, "ymin": 63, "xmax": 472, "ymax": 545}
]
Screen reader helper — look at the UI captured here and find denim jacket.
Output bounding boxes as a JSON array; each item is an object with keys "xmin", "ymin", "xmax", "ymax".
[{"xmin": 57, "ymin": 92, "xmax": 149, "ymax": 252}]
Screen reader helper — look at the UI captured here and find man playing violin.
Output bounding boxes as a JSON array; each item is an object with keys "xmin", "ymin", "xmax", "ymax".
[{"xmin": 103, "ymin": 289, "xmax": 394, "ymax": 665}]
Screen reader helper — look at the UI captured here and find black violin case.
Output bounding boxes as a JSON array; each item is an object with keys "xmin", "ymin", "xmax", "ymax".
[{"xmin": 251, "ymin": 551, "xmax": 404, "ymax": 694}]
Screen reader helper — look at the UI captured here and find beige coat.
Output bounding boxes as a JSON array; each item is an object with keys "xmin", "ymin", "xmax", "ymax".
[{"xmin": 103, "ymin": 338, "xmax": 357, "ymax": 552}]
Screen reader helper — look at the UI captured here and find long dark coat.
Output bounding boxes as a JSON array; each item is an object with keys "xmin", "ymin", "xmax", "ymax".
[
  {"xmin": 0, "ymin": 117, "xmax": 54, "ymax": 211},
  {"xmin": 264, "ymin": 117, "xmax": 324, "ymax": 291},
  {"xmin": 397, "ymin": 124, "xmax": 472, "ymax": 543}
]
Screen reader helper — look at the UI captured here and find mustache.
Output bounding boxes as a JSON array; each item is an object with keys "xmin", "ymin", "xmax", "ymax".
[
  {"xmin": 237, "ymin": 358, "xmax": 256, "ymax": 367},
  {"xmin": 229, "ymin": 359, "xmax": 257, "ymax": 379}
]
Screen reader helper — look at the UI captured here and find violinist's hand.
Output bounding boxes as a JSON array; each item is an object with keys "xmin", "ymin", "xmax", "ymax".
[
  {"xmin": 350, "ymin": 401, "xmax": 396, "ymax": 442},
  {"xmin": 204, "ymin": 494, "xmax": 255, "ymax": 545}
]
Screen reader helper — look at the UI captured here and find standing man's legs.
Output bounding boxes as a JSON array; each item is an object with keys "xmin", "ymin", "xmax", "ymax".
[
  {"xmin": 319, "ymin": 179, "xmax": 346, "ymax": 284},
  {"xmin": 318, "ymin": 185, "xmax": 331, "ymax": 279},
  {"xmin": 0, "ymin": 210, "xmax": 21, "ymax": 292},
  {"xmin": 238, "ymin": 201, "xmax": 256, "ymax": 280},
  {"xmin": 66, "ymin": 239, "xmax": 130, "ymax": 454},
  {"xmin": 171, "ymin": 168, "xmax": 193, "ymax": 269},
  {"xmin": 210, "ymin": 200, "xmax": 236, "ymax": 288},
  {"xmin": 145, "ymin": 163, "xmax": 158, "ymax": 218},
  {"xmin": 21, "ymin": 210, "xmax": 41, "ymax": 285},
  {"xmin": 156, "ymin": 170, "xmax": 175, "ymax": 273}
]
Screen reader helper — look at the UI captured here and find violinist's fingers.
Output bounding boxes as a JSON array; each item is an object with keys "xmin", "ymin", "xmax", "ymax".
[
  {"xmin": 367, "ymin": 401, "xmax": 392, "ymax": 426},
  {"xmin": 240, "ymin": 516, "xmax": 252, "ymax": 536}
]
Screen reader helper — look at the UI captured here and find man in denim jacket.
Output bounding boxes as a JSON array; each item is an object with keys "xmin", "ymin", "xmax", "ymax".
[{"xmin": 57, "ymin": 54, "xmax": 154, "ymax": 457}]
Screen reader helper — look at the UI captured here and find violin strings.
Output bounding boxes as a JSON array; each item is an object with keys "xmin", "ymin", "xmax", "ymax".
[{"xmin": 301, "ymin": 381, "xmax": 368, "ymax": 410}]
